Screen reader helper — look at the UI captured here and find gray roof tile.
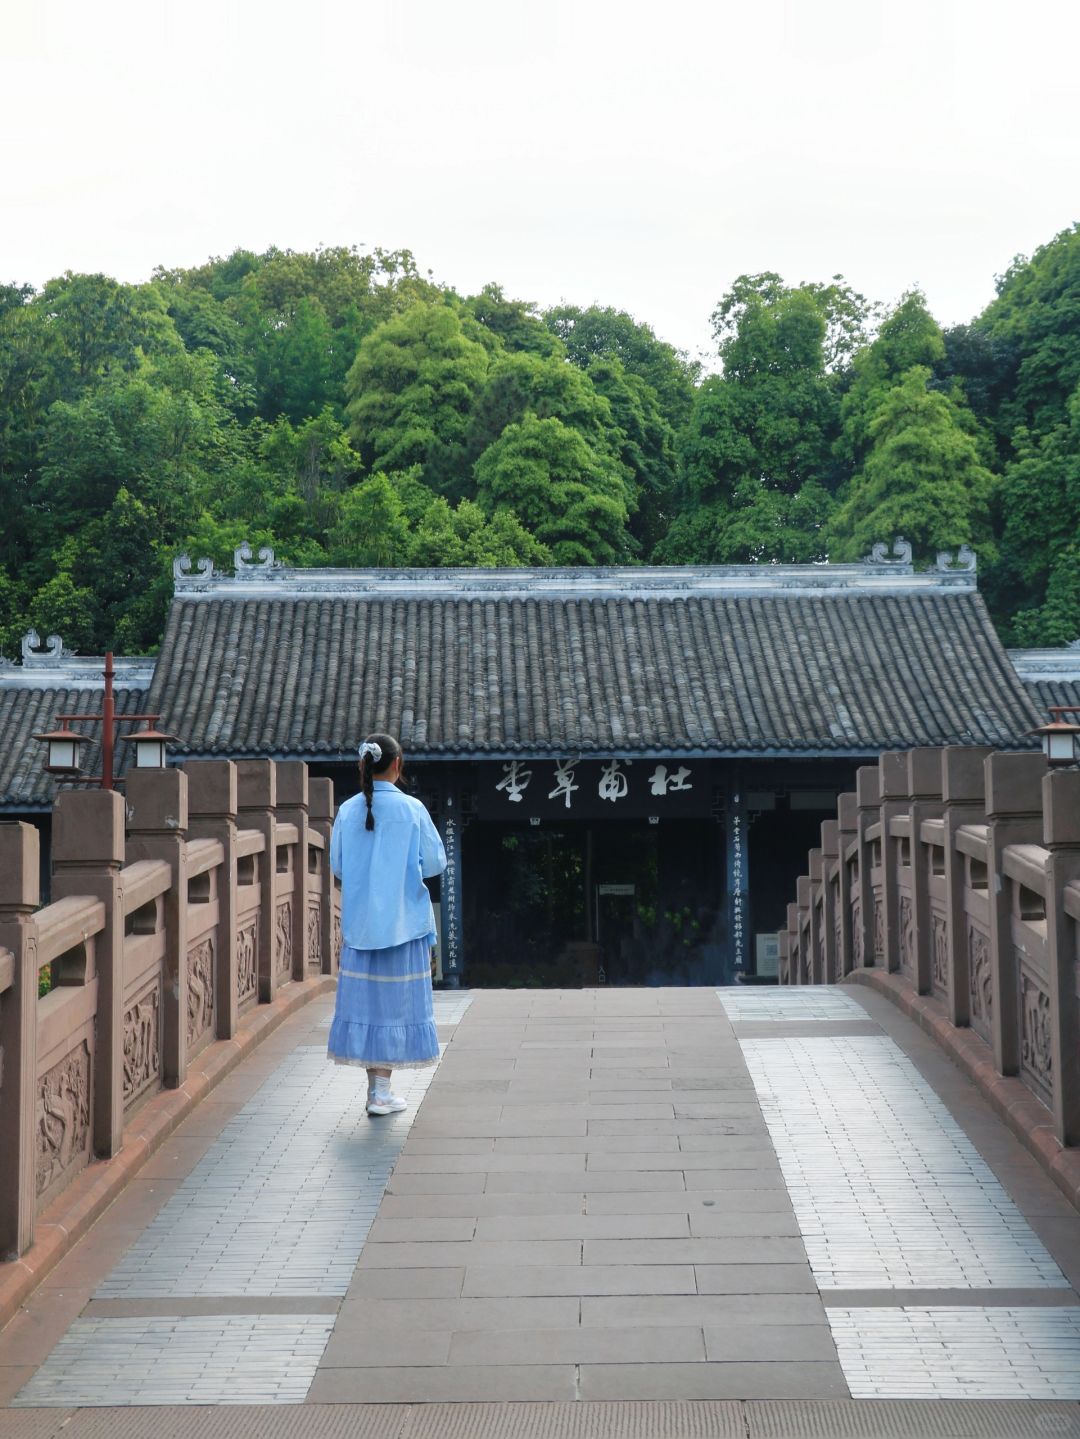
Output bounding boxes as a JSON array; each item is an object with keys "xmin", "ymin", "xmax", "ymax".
[{"xmin": 145, "ymin": 580, "xmax": 1039, "ymax": 759}]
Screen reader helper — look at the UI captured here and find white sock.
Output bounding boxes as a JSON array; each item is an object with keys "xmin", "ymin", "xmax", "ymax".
[{"xmin": 374, "ymin": 1076, "xmax": 391, "ymax": 1101}]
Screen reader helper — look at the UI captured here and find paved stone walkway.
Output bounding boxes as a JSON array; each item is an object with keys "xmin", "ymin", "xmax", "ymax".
[{"xmin": 2, "ymin": 983, "xmax": 1080, "ymax": 1436}]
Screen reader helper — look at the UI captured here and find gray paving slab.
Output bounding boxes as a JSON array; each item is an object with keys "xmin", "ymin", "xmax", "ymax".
[
  {"xmin": 446, "ymin": 1324, "xmax": 707, "ymax": 1365},
  {"xmin": 580, "ymin": 1294, "xmax": 830, "ymax": 1327},
  {"xmin": 346, "ymin": 1268, "xmax": 465, "ymax": 1300},
  {"xmin": 306, "ymin": 1365, "xmax": 578, "ymax": 1403},
  {"xmin": 473, "ymin": 1214, "xmax": 691, "ymax": 1240},
  {"xmin": 358, "ymin": 1240, "xmax": 583, "ymax": 1269},
  {"xmin": 581, "ymin": 1238, "xmax": 806, "ymax": 1265},
  {"xmin": 461, "ymin": 1264, "xmax": 698, "ymax": 1297},
  {"xmin": 329, "ymin": 1297, "xmax": 582, "ymax": 1332},
  {"xmin": 578, "ymin": 1360, "xmax": 850, "ymax": 1400}
]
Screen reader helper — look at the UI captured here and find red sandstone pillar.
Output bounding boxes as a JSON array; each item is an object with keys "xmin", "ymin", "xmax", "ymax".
[
  {"xmin": 0, "ymin": 824, "xmax": 40, "ymax": 1258},
  {"xmin": 51, "ymin": 790, "xmax": 125, "ymax": 1157}
]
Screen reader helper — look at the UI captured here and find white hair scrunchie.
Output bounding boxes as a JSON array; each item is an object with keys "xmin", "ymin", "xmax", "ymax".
[{"xmin": 358, "ymin": 741, "xmax": 383, "ymax": 764}]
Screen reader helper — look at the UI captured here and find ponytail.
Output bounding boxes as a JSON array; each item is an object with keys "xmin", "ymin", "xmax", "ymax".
[
  {"xmin": 357, "ymin": 733, "xmax": 403, "ymax": 832},
  {"xmin": 361, "ymin": 751, "xmax": 376, "ymax": 830}
]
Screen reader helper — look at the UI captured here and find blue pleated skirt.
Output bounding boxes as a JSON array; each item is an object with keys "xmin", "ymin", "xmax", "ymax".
[{"xmin": 327, "ymin": 936, "xmax": 440, "ymax": 1069}]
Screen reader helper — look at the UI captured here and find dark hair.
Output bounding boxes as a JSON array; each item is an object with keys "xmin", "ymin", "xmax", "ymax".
[{"xmin": 360, "ymin": 733, "xmax": 403, "ymax": 831}]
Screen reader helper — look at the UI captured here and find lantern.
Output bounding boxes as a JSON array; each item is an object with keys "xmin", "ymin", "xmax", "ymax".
[
  {"xmin": 33, "ymin": 726, "xmax": 85, "ymax": 775},
  {"xmin": 122, "ymin": 725, "xmax": 174, "ymax": 770},
  {"xmin": 1029, "ymin": 708, "xmax": 1080, "ymax": 768}
]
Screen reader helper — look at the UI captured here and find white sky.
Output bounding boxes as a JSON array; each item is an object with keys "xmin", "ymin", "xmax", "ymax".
[{"xmin": 4, "ymin": 0, "xmax": 1079, "ymax": 366}]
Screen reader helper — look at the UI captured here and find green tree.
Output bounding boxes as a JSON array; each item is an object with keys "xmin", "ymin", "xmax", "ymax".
[
  {"xmin": 837, "ymin": 290, "xmax": 947, "ymax": 468},
  {"xmin": 462, "ymin": 283, "xmax": 563, "ymax": 357},
  {"xmin": 827, "ymin": 367, "xmax": 995, "ymax": 560},
  {"xmin": 711, "ymin": 272, "xmax": 878, "ymax": 373},
  {"xmin": 979, "ymin": 223, "xmax": 1080, "ymax": 440},
  {"xmin": 544, "ymin": 304, "xmax": 699, "ymax": 429},
  {"xmin": 328, "ymin": 473, "xmax": 412, "ymax": 566},
  {"xmin": 408, "ymin": 496, "xmax": 551, "ymax": 567},
  {"xmin": 344, "ymin": 302, "xmax": 491, "ymax": 480},
  {"xmin": 474, "ymin": 413, "xmax": 632, "ymax": 565}
]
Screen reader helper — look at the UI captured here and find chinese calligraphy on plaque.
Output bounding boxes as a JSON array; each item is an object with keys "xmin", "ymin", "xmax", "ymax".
[
  {"xmin": 495, "ymin": 760, "xmax": 532, "ymax": 803},
  {"xmin": 598, "ymin": 760, "xmax": 631, "ymax": 803},
  {"xmin": 487, "ymin": 758, "xmax": 700, "ymax": 816},
  {"xmin": 548, "ymin": 759, "xmax": 579, "ymax": 809},
  {"xmin": 648, "ymin": 764, "xmax": 692, "ymax": 796}
]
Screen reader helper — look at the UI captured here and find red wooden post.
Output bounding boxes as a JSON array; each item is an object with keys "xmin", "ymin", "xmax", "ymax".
[{"xmin": 101, "ymin": 651, "xmax": 115, "ymax": 792}]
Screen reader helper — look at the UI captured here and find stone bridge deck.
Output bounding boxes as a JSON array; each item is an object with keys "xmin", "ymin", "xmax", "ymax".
[{"xmin": 2, "ymin": 985, "xmax": 1080, "ymax": 1439}]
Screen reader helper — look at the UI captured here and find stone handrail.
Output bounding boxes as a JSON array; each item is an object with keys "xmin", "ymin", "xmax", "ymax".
[
  {"xmin": 778, "ymin": 747, "xmax": 1080, "ymax": 1199},
  {"xmin": 0, "ymin": 759, "xmax": 341, "ymax": 1261}
]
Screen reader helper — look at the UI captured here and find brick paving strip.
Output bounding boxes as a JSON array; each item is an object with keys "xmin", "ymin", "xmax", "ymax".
[{"xmin": 3, "ymin": 985, "xmax": 1080, "ymax": 1435}]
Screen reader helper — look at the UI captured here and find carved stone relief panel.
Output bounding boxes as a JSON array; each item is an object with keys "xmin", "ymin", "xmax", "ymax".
[
  {"xmin": 37, "ymin": 1040, "xmax": 91, "ymax": 1197},
  {"xmin": 932, "ymin": 912, "xmax": 949, "ymax": 995},
  {"xmin": 332, "ymin": 911, "xmax": 342, "ymax": 970},
  {"xmin": 968, "ymin": 923, "xmax": 993, "ymax": 1038},
  {"xmin": 852, "ymin": 899, "xmax": 864, "ymax": 968},
  {"xmin": 873, "ymin": 896, "xmax": 885, "ymax": 963},
  {"xmin": 307, "ymin": 903, "xmax": 322, "ymax": 971},
  {"xmin": 1019, "ymin": 968, "xmax": 1052, "ymax": 1105},
  {"xmin": 123, "ymin": 984, "xmax": 161, "ymax": 1107},
  {"xmin": 186, "ymin": 937, "xmax": 215, "ymax": 1047},
  {"xmin": 834, "ymin": 904, "xmax": 843, "ymax": 970},
  {"xmin": 275, "ymin": 900, "xmax": 293, "ymax": 980},
  {"xmin": 899, "ymin": 894, "xmax": 915, "ymax": 976},
  {"xmin": 237, "ymin": 920, "xmax": 258, "ymax": 1004}
]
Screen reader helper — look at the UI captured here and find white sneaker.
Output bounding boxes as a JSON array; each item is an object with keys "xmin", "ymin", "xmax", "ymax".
[{"xmin": 367, "ymin": 1093, "xmax": 408, "ymax": 1115}]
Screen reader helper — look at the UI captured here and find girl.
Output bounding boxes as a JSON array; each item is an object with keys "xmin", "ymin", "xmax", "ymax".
[{"xmin": 327, "ymin": 733, "xmax": 447, "ymax": 1114}]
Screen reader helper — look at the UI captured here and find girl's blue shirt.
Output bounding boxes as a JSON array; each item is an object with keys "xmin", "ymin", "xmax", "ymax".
[{"xmin": 329, "ymin": 780, "xmax": 447, "ymax": 951}]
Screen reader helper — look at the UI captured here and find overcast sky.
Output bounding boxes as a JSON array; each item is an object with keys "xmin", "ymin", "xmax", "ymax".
[{"xmin": 5, "ymin": 0, "xmax": 1078, "ymax": 364}]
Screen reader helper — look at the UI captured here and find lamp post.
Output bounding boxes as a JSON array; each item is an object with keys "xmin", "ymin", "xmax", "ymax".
[
  {"xmin": 33, "ymin": 651, "xmax": 174, "ymax": 789},
  {"xmin": 1029, "ymin": 706, "xmax": 1080, "ymax": 768}
]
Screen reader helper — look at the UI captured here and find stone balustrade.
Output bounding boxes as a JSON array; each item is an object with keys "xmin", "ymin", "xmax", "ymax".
[
  {"xmin": 0, "ymin": 760, "xmax": 341, "ymax": 1260},
  {"xmin": 778, "ymin": 747, "xmax": 1080, "ymax": 1189}
]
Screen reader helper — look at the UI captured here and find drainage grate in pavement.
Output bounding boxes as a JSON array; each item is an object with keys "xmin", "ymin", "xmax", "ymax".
[
  {"xmin": 740, "ymin": 1035, "xmax": 1069, "ymax": 1291},
  {"xmin": 95, "ymin": 1049, "xmax": 436, "ymax": 1298},
  {"xmin": 11, "ymin": 1314, "xmax": 335, "ymax": 1407},
  {"xmin": 718, "ymin": 988, "xmax": 868, "ymax": 1022},
  {"xmin": 829, "ymin": 1307, "xmax": 1080, "ymax": 1400}
]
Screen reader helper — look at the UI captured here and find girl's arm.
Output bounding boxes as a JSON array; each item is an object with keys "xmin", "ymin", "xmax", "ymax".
[{"xmin": 419, "ymin": 808, "xmax": 447, "ymax": 878}]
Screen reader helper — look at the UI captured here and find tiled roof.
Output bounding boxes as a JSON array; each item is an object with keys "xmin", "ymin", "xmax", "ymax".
[
  {"xmin": 0, "ymin": 686, "xmax": 153, "ymax": 811},
  {"xmin": 0, "ymin": 643, "xmax": 154, "ymax": 810},
  {"xmin": 1009, "ymin": 649, "xmax": 1080, "ymax": 719},
  {"xmin": 144, "ymin": 566, "xmax": 1040, "ymax": 759}
]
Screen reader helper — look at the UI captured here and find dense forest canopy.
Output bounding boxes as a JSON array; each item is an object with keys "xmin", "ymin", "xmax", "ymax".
[{"xmin": 2, "ymin": 225, "xmax": 1079, "ymax": 656}]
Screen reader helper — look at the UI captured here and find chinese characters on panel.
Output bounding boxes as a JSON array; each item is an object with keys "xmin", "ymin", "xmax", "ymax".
[{"xmin": 494, "ymin": 758, "xmax": 695, "ymax": 810}]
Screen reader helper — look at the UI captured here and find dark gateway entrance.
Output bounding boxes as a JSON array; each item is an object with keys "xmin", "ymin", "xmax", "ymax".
[
  {"xmin": 465, "ymin": 818, "xmax": 724, "ymax": 988},
  {"xmin": 437, "ymin": 757, "xmax": 854, "ymax": 989}
]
